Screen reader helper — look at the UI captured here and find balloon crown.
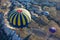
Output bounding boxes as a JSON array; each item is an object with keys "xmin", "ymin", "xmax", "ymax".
[{"xmin": 17, "ymin": 10, "xmax": 22, "ymax": 13}]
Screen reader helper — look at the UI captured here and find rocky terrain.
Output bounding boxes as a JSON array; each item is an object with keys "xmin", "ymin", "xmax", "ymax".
[{"xmin": 0, "ymin": 0, "xmax": 60, "ymax": 40}]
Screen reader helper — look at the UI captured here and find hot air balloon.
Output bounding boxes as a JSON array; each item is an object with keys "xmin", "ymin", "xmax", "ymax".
[
  {"xmin": 46, "ymin": 27, "xmax": 56, "ymax": 40},
  {"xmin": 41, "ymin": 11, "xmax": 49, "ymax": 16},
  {"xmin": 43, "ymin": 11, "xmax": 49, "ymax": 16},
  {"xmin": 7, "ymin": 8, "xmax": 31, "ymax": 28},
  {"xmin": 49, "ymin": 27, "xmax": 56, "ymax": 33}
]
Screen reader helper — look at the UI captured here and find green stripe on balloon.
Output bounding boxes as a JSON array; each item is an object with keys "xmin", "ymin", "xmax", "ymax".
[
  {"xmin": 18, "ymin": 14, "xmax": 21, "ymax": 26},
  {"xmin": 9, "ymin": 10, "xmax": 16, "ymax": 18},
  {"xmin": 13, "ymin": 14, "xmax": 18, "ymax": 25},
  {"xmin": 10, "ymin": 12, "xmax": 17, "ymax": 23},
  {"xmin": 22, "ymin": 14, "xmax": 26, "ymax": 26}
]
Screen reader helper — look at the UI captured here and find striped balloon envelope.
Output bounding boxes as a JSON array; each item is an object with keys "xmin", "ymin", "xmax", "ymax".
[{"xmin": 7, "ymin": 8, "xmax": 31, "ymax": 28}]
